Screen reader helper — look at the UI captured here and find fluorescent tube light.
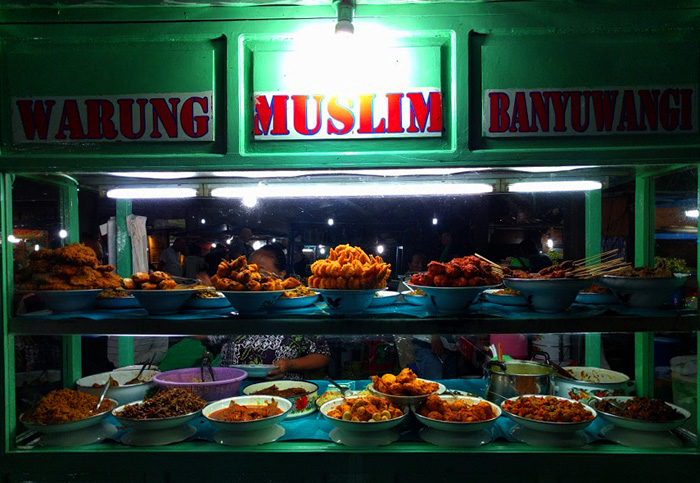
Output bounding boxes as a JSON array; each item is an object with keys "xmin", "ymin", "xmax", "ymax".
[
  {"xmin": 211, "ymin": 168, "xmax": 488, "ymax": 179},
  {"xmin": 512, "ymin": 166, "xmax": 588, "ymax": 173},
  {"xmin": 508, "ymin": 181, "xmax": 602, "ymax": 193},
  {"xmin": 109, "ymin": 172, "xmax": 197, "ymax": 180},
  {"xmin": 685, "ymin": 209, "xmax": 699, "ymax": 218},
  {"xmin": 106, "ymin": 188, "xmax": 197, "ymax": 199},
  {"xmin": 211, "ymin": 182, "xmax": 493, "ymax": 199}
]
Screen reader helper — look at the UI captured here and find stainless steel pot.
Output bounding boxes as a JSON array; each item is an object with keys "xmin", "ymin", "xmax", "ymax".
[{"xmin": 484, "ymin": 358, "xmax": 556, "ymax": 404}]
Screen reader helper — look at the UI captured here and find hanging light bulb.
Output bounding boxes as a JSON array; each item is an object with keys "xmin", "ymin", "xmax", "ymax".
[{"xmin": 334, "ymin": 0, "xmax": 355, "ymax": 36}]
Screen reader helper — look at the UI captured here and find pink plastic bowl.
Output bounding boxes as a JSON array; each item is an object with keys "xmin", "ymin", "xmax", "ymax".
[{"xmin": 153, "ymin": 367, "xmax": 247, "ymax": 401}]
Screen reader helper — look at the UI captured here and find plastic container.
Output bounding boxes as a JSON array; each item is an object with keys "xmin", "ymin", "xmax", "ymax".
[
  {"xmin": 153, "ymin": 367, "xmax": 247, "ymax": 401},
  {"xmin": 671, "ymin": 355, "xmax": 697, "ymax": 432}
]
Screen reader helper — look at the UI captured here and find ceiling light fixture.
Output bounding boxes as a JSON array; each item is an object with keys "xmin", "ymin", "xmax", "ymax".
[
  {"xmin": 109, "ymin": 172, "xmax": 197, "ymax": 180},
  {"xmin": 507, "ymin": 181, "xmax": 602, "ymax": 193},
  {"xmin": 211, "ymin": 182, "xmax": 493, "ymax": 199},
  {"xmin": 685, "ymin": 209, "xmax": 699, "ymax": 218},
  {"xmin": 106, "ymin": 188, "xmax": 198, "ymax": 199},
  {"xmin": 334, "ymin": 0, "xmax": 355, "ymax": 36}
]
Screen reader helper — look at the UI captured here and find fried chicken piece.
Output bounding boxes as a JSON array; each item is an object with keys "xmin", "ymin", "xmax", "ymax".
[
  {"xmin": 132, "ymin": 272, "xmax": 151, "ymax": 285},
  {"xmin": 95, "ymin": 264, "xmax": 116, "ymax": 272},
  {"xmin": 158, "ymin": 279, "xmax": 178, "ymax": 290},
  {"xmin": 216, "ymin": 263, "xmax": 232, "ymax": 279},
  {"xmin": 282, "ymin": 277, "xmax": 301, "ymax": 289},
  {"xmin": 230, "ymin": 255, "xmax": 247, "ymax": 271},
  {"xmin": 51, "ymin": 264, "xmax": 79, "ymax": 276},
  {"xmin": 395, "ymin": 368, "xmax": 417, "ymax": 384},
  {"xmin": 95, "ymin": 271, "xmax": 122, "ymax": 289},
  {"xmin": 122, "ymin": 278, "xmax": 135, "ymax": 290},
  {"xmin": 52, "ymin": 243, "xmax": 98, "ymax": 268},
  {"xmin": 149, "ymin": 271, "xmax": 170, "ymax": 284},
  {"xmin": 141, "ymin": 283, "xmax": 157, "ymax": 290}
]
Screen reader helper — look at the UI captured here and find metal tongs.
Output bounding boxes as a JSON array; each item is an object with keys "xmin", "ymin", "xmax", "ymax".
[{"xmin": 201, "ymin": 350, "xmax": 216, "ymax": 382}]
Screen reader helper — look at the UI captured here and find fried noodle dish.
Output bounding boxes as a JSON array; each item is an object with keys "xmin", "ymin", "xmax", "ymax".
[
  {"xmin": 209, "ymin": 399, "xmax": 283, "ymax": 422},
  {"xmin": 502, "ymin": 396, "xmax": 594, "ymax": 423},
  {"xmin": 16, "ymin": 243, "xmax": 122, "ymax": 291},
  {"xmin": 22, "ymin": 388, "xmax": 113, "ymax": 425},
  {"xmin": 211, "ymin": 255, "xmax": 301, "ymax": 292},
  {"xmin": 418, "ymin": 395, "xmax": 496, "ymax": 422},
  {"xmin": 326, "ymin": 396, "xmax": 403, "ymax": 422},
  {"xmin": 410, "ymin": 256, "xmax": 501, "ymax": 287},
  {"xmin": 371, "ymin": 368, "xmax": 439, "ymax": 396},
  {"xmin": 308, "ymin": 244, "xmax": 391, "ymax": 290}
]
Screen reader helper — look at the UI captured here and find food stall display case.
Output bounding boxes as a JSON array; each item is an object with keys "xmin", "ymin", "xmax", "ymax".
[{"xmin": 1, "ymin": 1, "xmax": 700, "ymax": 481}]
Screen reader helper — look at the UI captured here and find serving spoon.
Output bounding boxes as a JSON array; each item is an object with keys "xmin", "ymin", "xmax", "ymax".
[
  {"xmin": 325, "ymin": 376, "xmax": 350, "ymax": 402},
  {"xmin": 91, "ymin": 376, "xmax": 113, "ymax": 414}
]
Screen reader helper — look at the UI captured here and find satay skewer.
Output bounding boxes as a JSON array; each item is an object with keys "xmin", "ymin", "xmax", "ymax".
[{"xmin": 573, "ymin": 249, "xmax": 619, "ymax": 266}]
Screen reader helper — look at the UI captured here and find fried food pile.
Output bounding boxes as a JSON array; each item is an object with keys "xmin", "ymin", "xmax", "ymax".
[
  {"xmin": 208, "ymin": 399, "xmax": 283, "ymax": 422},
  {"xmin": 326, "ymin": 396, "xmax": 403, "ymax": 422},
  {"xmin": 418, "ymin": 395, "xmax": 496, "ymax": 422},
  {"xmin": 308, "ymin": 244, "xmax": 391, "ymax": 290},
  {"xmin": 17, "ymin": 243, "xmax": 122, "ymax": 291},
  {"xmin": 409, "ymin": 256, "xmax": 501, "ymax": 287},
  {"xmin": 123, "ymin": 271, "xmax": 178, "ymax": 290},
  {"xmin": 502, "ymin": 396, "xmax": 594, "ymax": 423},
  {"xmin": 211, "ymin": 255, "xmax": 301, "ymax": 291},
  {"xmin": 371, "ymin": 368, "xmax": 439, "ymax": 396}
]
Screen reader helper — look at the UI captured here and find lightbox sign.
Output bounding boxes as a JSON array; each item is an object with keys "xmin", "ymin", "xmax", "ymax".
[
  {"xmin": 252, "ymin": 89, "xmax": 443, "ymax": 140},
  {"xmin": 483, "ymin": 87, "xmax": 697, "ymax": 137},
  {"xmin": 12, "ymin": 92, "xmax": 214, "ymax": 143}
]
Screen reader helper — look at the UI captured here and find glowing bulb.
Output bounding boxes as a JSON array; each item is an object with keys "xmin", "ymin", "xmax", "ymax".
[
  {"xmin": 252, "ymin": 240, "xmax": 264, "ymax": 250},
  {"xmin": 242, "ymin": 196, "xmax": 258, "ymax": 208},
  {"xmin": 59, "ymin": 229, "xmax": 68, "ymax": 239},
  {"xmin": 7, "ymin": 235, "xmax": 20, "ymax": 244},
  {"xmin": 319, "ymin": 246, "xmax": 326, "ymax": 255},
  {"xmin": 272, "ymin": 238, "xmax": 277, "ymax": 243},
  {"xmin": 211, "ymin": 243, "xmax": 217, "ymax": 248},
  {"xmin": 685, "ymin": 209, "xmax": 699, "ymax": 218},
  {"xmin": 200, "ymin": 218, "xmax": 206, "ymax": 224},
  {"xmin": 432, "ymin": 218, "xmax": 438, "ymax": 225},
  {"xmin": 226, "ymin": 238, "xmax": 232, "ymax": 245},
  {"xmin": 546, "ymin": 239, "xmax": 554, "ymax": 249},
  {"xmin": 34, "ymin": 244, "xmax": 40, "ymax": 252},
  {"xmin": 508, "ymin": 181, "xmax": 602, "ymax": 192},
  {"xmin": 328, "ymin": 218, "xmax": 334, "ymax": 226},
  {"xmin": 376, "ymin": 245, "xmax": 385, "ymax": 254}
]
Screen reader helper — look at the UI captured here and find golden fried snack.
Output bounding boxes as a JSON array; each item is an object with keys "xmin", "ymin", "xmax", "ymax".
[
  {"xmin": 149, "ymin": 271, "xmax": 169, "ymax": 284},
  {"xmin": 158, "ymin": 279, "xmax": 178, "ymax": 290},
  {"xmin": 417, "ymin": 395, "xmax": 495, "ymax": 423},
  {"xmin": 308, "ymin": 244, "xmax": 391, "ymax": 290},
  {"xmin": 212, "ymin": 256, "xmax": 297, "ymax": 292},
  {"xmin": 141, "ymin": 283, "xmax": 157, "ymax": 290},
  {"xmin": 122, "ymin": 278, "xmax": 135, "ymax": 290},
  {"xmin": 371, "ymin": 368, "xmax": 438, "ymax": 396},
  {"xmin": 132, "ymin": 272, "xmax": 151, "ymax": 285}
]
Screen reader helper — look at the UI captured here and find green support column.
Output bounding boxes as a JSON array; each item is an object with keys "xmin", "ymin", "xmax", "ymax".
[
  {"xmin": 584, "ymin": 189, "xmax": 602, "ymax": 367},
  {"xmin": 59, "ymin": 183, "xmax": 82, "ymax": 385},
  {"xmin": 1, "ymin": 173, "xmax": 15, "ymax": 451},
  {"xmin": 634, "ymin": 173, "xmax": 655, "ymax": 398},
  {"xmin": 115, "ymin": 199, "xmax": 134, "ymax": 367}
]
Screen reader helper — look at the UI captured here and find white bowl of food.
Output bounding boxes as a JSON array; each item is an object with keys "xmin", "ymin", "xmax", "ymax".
[
  {"xmin": 412, "ymin": 395, "xmax": 501, "ymax": 433},
  {"xmin": 401, "ymin": 289, "xmax": 429, "ymax": 306},
  {"xmin": 407, "ymin": 284, "xmax": 497, "ymax": 313},
  {"xmin": 369, "ymin": 290, "xmax": 400, "ymax": 307},
  {"xmin": 503, "ymin": 278, "xmax": 591, "ymax": 313},
  {"xmin": 315, "ymin": 288, "xmax": 378, "ymax": 314},
  {"xmin": 243, "ymin": 380, "xmax": 319, "ymax": 419},
  {"xmin": 273, "ymin": 293, "xmax": 319, "ymax": 310},
  {"xmin": 554, "ymin": 367, "xmax": 634, "ymax": 402},
  {"xmin": 129, "ymin": 289, "xmax": 197, "ymax": 315},
  {"xmin": 76, "ymin": 369, "xmax": 159, "ymax": 405},
  {"xmin": 320, "ymin": 396, "xmax": 408, "ymax": 432},
  {"xmin": 112, "ymin": 401, "xmax": 203, "ymax": 431},
  {"xmin": 597, "ymin": 275, "xmax": 688, "ymax": 308},
  {"xmin": 501, "ymin": 395, "xmax": 597, "ymax": 433},
  {"xmin": 481, "ymin": 288, "xmax": 528, "ymax": 306},
  {"xmin": 220, "ymin": 290, "xmax": 284, "ymax": 314},
  {"xmin": 21, "ymin": 397, "xmax": 118, "ymax": 434},
  {"xmin": 203, "ymin": 395, "xmax": 292, "ymax": 432},
  {"xmin": 183, "ymin": 290, "xmax": 231, "ymax": 310},
  {"xmin": 368, "ymin": 378, "xmax": 445, "ymax": 405},
  {"xmin": 229, "ymin": 364, "xmax": 277, "ymax": 379},
  {"xmin": 588, "ymin": 396, "xmax": 690, "ymax": 432}
]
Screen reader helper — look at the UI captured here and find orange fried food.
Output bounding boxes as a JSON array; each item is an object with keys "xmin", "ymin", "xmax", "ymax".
[
  {"xmin": 212, "ymin": 255, "xmax": 295, "ymax": 292},
  {"xmin": 128, "ymin": 271, "xmax": 177, "ymax": 290},
  {"xmin": 371, "ymin": 368, "xmax": 438, "ymax": 396},
  {"xmin": 141, "ymin": 283, "xmax": 157, "ymax": 290},
  {"xmin": 50, "ymin": 243, "xmax": 99, "ymax": 268},
  {"xmin": 208, "ymin": 399, "xmax": 282, "ymax": 422},
  {"xmin": 158, "ymin": 279, "xmax": 178, "ymax": 290},
  {"xmin": 326, "ymin": 396, "xmax": 403, "ymax": 422},
  {"xmin": 132, "ymin": 272, "xmax": 151, "ymax": 284},
  {"xmin": 502, "ymin": 396, "xmax": 593, "ymax": 423},
  {"xmin": 121, "ymin": 278, "xmax": 135, "ymax": 290},
  {"xmin": 149, "ymin": 271, "xmax": 169, "ymax": 284},
  {"xmin": 308, "ymin": 244, "xmax": 391, "ymax": 290},
  {"xmin": 410, "ymin": 255, "xmax": 501, "ymax": 288},
  {"xmin": 418, "ymin": 395, "xmax": 496, "ymax": 423}
]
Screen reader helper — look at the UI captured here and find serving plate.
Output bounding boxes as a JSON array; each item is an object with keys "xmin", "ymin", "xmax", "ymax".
[
  {"xmin": 243, "ymin": 380, "xmax": 318, "ymax": 419},
  {"xmin": 272, "ymin": 293, "xmax": 319, "ymax": 310},
  {"xmin": 368, "ymin": 379, "xmax": 446, "ymax": 405},
  {"xmin": 369, "ymin": 290, "xmax": 400, "ymax": 307},
  {"xmin": 407, "ymin": 284, "xmax": 498, "ymax": 313},
  {"xmin": 411, "ymin": 395, "xmax": 501, "ymax": 433},
  {"xmin": 588, "ymin": 396, "xmax": 690, "ymax": 432},
  {"xmin": 481, "ymin": 289, "xmax": 528, "ymax": 307},
  {"xmin": 501, "ymin": 395, "xmax": 597, "ymax": 433},
  {"xmin": 129, "ymin": 289, "xmax": 197, "ymax": 315}
]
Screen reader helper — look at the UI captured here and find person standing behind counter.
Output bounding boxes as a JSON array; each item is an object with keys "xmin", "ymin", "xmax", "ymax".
[
  {"xmin": 159, "ymin": 237, "xmax": 186, "ymax": 277},
  {"xmin": 201, "ymin": 243, "xmax": 331, "ymax": 380}
]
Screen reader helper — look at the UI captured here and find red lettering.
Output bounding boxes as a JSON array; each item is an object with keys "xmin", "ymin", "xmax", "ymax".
[
  {"xmin": 488, "ymin": 93, "xmax": 510, "ymax": 133},
  {"xmin": 85, "ymin": 99, "xmax": 118, "ymax": 140},
  {"xmin": 659, "ymin": 89, "xmax": 680, "ymax": 131},
  {"xmin": 327, "ymin": 97, "xmax": 354, "ymax": 135},
  {"xmin": 292, "ymin": 95, "xmax": 323, "ymax": 136},
  {"xmin": 591, "ymin": 91, "xmax": 618, "ymax": 132},
  {"xmin": 253, "ymin": 95, "xmax": 290, "ymax": 136},
  {"xmin": 150, "ymin": 98, "xmax": 180, "ymax": 139},
  {"xmin": 529, "ymin": 92, "xmax": 549, "ymax": 132},
  {"xmin": 117, "ymin": 99, "xmax": 148, "ymax": 140},
  {"xmin": 570, "ymin": 92, "xmax": 591, "ymax": 133},
  {"xmin": 616, "ymin": 90, "xmax": 639, "ymax": 131},
  {"xmin": 406, "ymin": 92, "xmax": 442, "ymax": 133},
  {"xmin": 15, "ymin": 100, "xmax": 55, "ymax": 141},
  {"xmin": 54, "ymin": 100, "xmax": 85, "ymax": 140},
  {"xmin": 385, "ymin": 93, "xmax": 404, "ymax": 134},
  {"xmin": 680, "ymin": 88, "xmax": 693, "ymax": 131},
  {"xmin": 543, "ymin": 92, "xmax": 571, "ymax": 133},
  {"xmin": 638, "ymin": 90, "xmax": 660, "ymax": 131},
  {"xmin": 509, "ymin": 92, "xmax": 531, "ymax": 133},
  {"xmin": 180, "ymin": 97, "xmax": 210, "ymax": 138},
  {"xmin": 357, "ymin": 94, "xmax": 386, "ymax": 134}
]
